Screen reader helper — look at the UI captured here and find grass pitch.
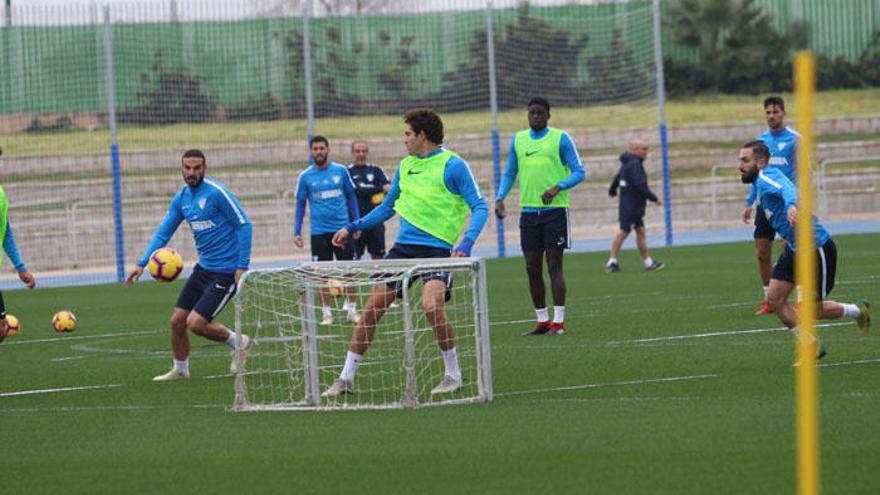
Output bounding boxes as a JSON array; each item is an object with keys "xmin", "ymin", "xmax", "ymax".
[{"xmin": 1, "ymin": 234, "xmax": 878, "ymax": 494}]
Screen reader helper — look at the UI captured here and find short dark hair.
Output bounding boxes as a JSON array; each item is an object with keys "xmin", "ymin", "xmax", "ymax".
[
  {"xmin": 764, "ymin": 96, "xmax": 785, "ymax": 111},
  {"xmin": 528, "ymin": 97, "xmax": 550, "ymax": 111},
  {"xmin": 309, "ymin": 135, "xmax": 329, "ymax": 148},
  {"xmin": 404, "ymin": 109, "xmax": 444, "ymax": 145},
  {"xmin": 182, "ymin": 149, "xmax": 206, "ymax": 163},
  {"xmin": 743, "ymin": 140, "xmax": 770, "ymax": 164}
]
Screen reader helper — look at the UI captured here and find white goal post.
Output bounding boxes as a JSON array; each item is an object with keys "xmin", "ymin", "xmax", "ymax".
[{"xmin": 232, "ymin": 257, "xmax": 492, "ymax": 411}]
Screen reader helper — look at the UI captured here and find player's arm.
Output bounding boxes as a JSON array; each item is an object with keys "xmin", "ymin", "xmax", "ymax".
[
  {"xmin": 343, "ymin": 172, "xmax": 360, "ymax": 222},
  {"xmin": 379, "ymin": 167, "xmax": 391, "ymax": 193},
  {"xmin": 293, "ymin": 173, "xmax": 308, "ymax": 248},
  {"xmin": 2, "ymin": 222, "xmax": 35, "ymax": 289},
  {"xmin": 333, "ymin": 170, "xmax": 400, "ymax": 247},
  {"xmin": 741, "ymin": 182, "xmax": 757, "ymax": 223},
  {"xmin": 608, "ymin": 172, "xmax": 620, "ymax": 197},
  {"xmin": 780, "ymin": 181, "xmax": 799, "ymax": 225},
  {"xmin": 627, "ymin": 160, "xmax": 658, "ymax": 203},
  {"xmin": 446, "ymin": 157, "xmax": 489, "ymax": 257},
  {"xmin": 495, "ymin": 137, "xmax": 519, "ymax": 219},
  {"xmin": 543, "ymin": 132, "xmax": 585, "ymax": 204},
  {"xmin": 127, "ymin": 194, "xmax": 184, "ymax": 286},
  {"xmin": 216, "ymin": 189, "xmax": 253, "ymax": 284}
]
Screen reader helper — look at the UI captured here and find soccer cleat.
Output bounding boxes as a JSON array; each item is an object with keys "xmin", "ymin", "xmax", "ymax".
[
  {"xmin": 230, "ymin": 333, "xmax": 251, "ymax": 373},
  {"xmin": 522, "ymin": 321, "xmax": 552, "ymax": 336},
  {"xmin": 430, "ymin": 375, "xmax": 462, "ymax": 395},
  {"xmin": 320, "ymin": 314, "xmax": 333, "ymax": 326},
  {"xmin": 755, "ymin": 301, "xmax": 773, "ymax": 316},
  {"xmin": 548, "ymin": 322, "xmax": 566, "ymax": 335},
  {"xmin": 604, "ymin": 262, "xmax": 620, "ymax": 273},
  {"xmin": 152, "ymin": 368, "xmax": 190, "ymax": 381},
  {"xmin": 856, "ymin": 299, "xmax": 871, "ymax": 335},
  {"xmin": 321, "ymin": 378, "xmax": 354, "ymax": 398},
  {"xmin": 645, "ymin": 261, "xmax": 665, "ymax": 271}
]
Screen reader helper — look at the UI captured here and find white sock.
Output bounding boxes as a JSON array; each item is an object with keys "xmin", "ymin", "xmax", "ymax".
[
  {"xmin": 790, "ymin": 325, "xmax": 800, "ymax": 338},
  {"xmin": 340, "ymin": 351, "xmax": 362, "ymax": 382},
  {"xmin": 553, "ymin": 306, "xmax": 565, "ymax": 324},
  {"xmin": 535, "ymin": 307, "xmax": 549, "ymax": 323},
  {"xmin": 442, "ymin": 347, "xmax": 461, "ymax": 380},
  {"xmin": 763, "ymin": 286, "xmax": 770, "ymax": 300},
  {"xmin": 842, "ymin": 303, "xmax": 861, "ymax": 319},
  {"xmin": 644, "ymin": 256, "xmax": 654, "ymax": 268},
  {"xmin": 173, "ymin": 359, "xmax": 189, "ymax": 374},
  {"xmin": 607, "ymin": 257, "xmax": 617, "ymax": 266},
  {"xmin": 322, "ymin": 306, "xmax": 332, "ymax": 317},
  {"xmin": 224, "ymin": 331, "xmax": 237, "ymax": 349}
]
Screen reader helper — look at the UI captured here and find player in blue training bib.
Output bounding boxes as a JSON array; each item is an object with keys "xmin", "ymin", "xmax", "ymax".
[
  {"xmin": 293, "ymin": 136, "xmax": 361, "ymax": 325},
  {"xmin": 125, "ymin": 149, "xmax": 253, "ymax": 381},
  {"xmin": 737, "ymin": 140, "xmax": 870, "ymax": 363}
]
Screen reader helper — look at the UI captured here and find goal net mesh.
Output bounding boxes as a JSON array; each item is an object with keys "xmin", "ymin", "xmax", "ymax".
[{"xmin": 233, "ymin": 258, "xmax": 492, "ymax": 411}]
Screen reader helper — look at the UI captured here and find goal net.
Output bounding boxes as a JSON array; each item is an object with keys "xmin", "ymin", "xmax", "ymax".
[{"xmin": 232, "ymin": 257, "xmax": 492, "ymax": 411}]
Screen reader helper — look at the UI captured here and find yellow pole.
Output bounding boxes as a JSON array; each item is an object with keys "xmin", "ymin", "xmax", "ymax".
[{"xmin": 794, "ymin": 51, "xmax": 819, "ymax": 495}]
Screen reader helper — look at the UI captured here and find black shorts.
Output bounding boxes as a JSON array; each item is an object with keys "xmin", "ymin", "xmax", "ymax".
[
  {"xmin": 0, "ymin": 290, "xmax": 6, "ymax": 318},
  {"xmin": 754, "ymin": 205, "xmax": 777, "ymax": 240},
  {"xmin": 355, "ymin": 225, "xmax": 386, "ymax": 259},
  {"xmin": 771, "ymin": 239, "xmax": 837, "ymax": 300},
  {"xmin": 311, "ymin": 232, "xmax": 355, "ymax": 262},
  {"xmin": 379, "ymin": 243, "xmax": 453, "ymax": 302},
  {"xmin": 176, "ymin": 264, "xmax": 237, "ymax": 322},
  {"xmin": 619, "ymin": 215, "xmax": 644, "ymax": 233},
  {"xmin": 519, "ymin": 208, "xmax": 570, "ymax": 253}
]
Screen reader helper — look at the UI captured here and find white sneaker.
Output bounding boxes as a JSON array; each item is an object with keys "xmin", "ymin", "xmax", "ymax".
[
  {"xmin": 321, "ymin": 378, "xmax": 354, "ymax": 398},
  {"xmin": 230, "ymin": 334, "xmax": 251, "ymax": 373},
  {"xmin": 430, "ymin": 375, "xmax": 461, "ymax": 395},
  {"xmin": 346, "ymin": 310, "xmax": 360, "ymax": 323},
  {"xmin": 152, "ymin": 368, "xmax": 190, "ymax": 381},
  {"xmin": 389, "ymin": 301, "xmax": 399, "ymax": 309},
  {"xmin": 320, "ymin": 314, "xmax": 333, "ymax": 326}
]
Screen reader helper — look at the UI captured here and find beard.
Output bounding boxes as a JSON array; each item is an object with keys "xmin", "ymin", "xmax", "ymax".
[{"xmin": 741, "ymin": 168, "xmax": 758, "ymax": 184}]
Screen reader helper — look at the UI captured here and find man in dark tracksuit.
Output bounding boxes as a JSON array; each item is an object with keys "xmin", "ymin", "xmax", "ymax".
[{"xmin": 605, "ymin": 139, "xmax": 664, "ymax": 273}]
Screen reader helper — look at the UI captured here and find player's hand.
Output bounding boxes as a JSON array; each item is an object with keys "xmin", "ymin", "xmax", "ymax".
[
  {"xmin": 352, "ymin": 230, "xmax": 362, "ymax": 240},
  {"xmin": 18, "ymin": 270, "xmax": 35, "ymax": 289},
  {"xmin": 332, "ymin": 228, "xmax": 350, "ymax": 248},
  {"xmin": 787, "ymin": 205, "xmax": 798, "ymax": 225},
  {"xmin": 655, "ymin": 198, "xmax": 663, "ymax": 207},
  {"xmin": 124, "ymin": 266, "xmax": 144, "ymax": 287},
  {"xmin": 235, "ymin": 268, "xmax": 247, "ymax": 286},
  {"xmin": 294, "ymin": 236, "xmax": 304, "ymax": 248},
  {"xmin": 494, "ymin": 200, "xmax": 506, "ymax": 219},
  {"xmin": 541, "ymin": 186, "xmax": 562, "ymax": 205},
  {"xmin": 741, "ymin": 206, "xmax": 752, "ymax": 224}
]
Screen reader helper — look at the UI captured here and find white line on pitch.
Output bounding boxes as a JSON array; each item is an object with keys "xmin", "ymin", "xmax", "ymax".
[
  {"xmin": 5, "ymin": 329, "xmax": 163, "ymax": 346},
  {"xmin": 0, "ymin": 383, "xmax": 121, "ymax": 398},
  {"xmin": 495, "ymin": 373, "xmax": 718, "ymax": 397},
  {"xmin": 819, "ymin": 357, "xmax": 880, "ymax": 368},
  {"xmin": 0, "ymin": 404, "xmax": 225, "ymax": 413},
  {"xmin": 51, "ymin": 355, "xmax": 87, "ymax": 362},
  {"xmin": 607, "ymin": 321, "xmax": 852, "ymax": 346}
]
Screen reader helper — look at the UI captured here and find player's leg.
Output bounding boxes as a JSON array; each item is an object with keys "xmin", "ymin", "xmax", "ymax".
[
  {"xmin": 333, "ymin": 238, "xmax": 360, "ymax": 322},
  {"xmin": 767, "ymin": 247, "xmax": 826, "ymax": 363},
  {"xmin": 606, "ymin": 218, "xmax": 631, "ymax": 272},
  {"xmin": 754, "ymin": 206, "xmax": 775, "ymax": 315},
  {"xmin": 366, "ymin": 225, "xmax": 387, "ymax": 260},
  {"xmin": 542, "ymin": 208, "xmax": 569, "ymax": 334},
  {"xmin": 807, "ymin": 240, "xmax": 871, "ymax": 334},
  {"xmin": 153, "ymin": 266, "xmax": 211, "ymax": 380},
  {"xmin": 422, "ymin": 277, "xmax": 462, "ymax": 394},
  {"xmin": 635, "ymin": 222, "xmax": 664, "ymax": 270},
  {"xmin": 185, "ymin": 269, "xmax": 251, "ymax": 373},
  {"xmin": 311, "ymin": 233, "xmax": 336, "ymax": 325},
  {"xmin": 520, "ymin": 212, "xmax": 551, "ymax": 335}
]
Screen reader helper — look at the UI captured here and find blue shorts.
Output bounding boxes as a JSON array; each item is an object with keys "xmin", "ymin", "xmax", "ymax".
[
  {"xmin": 754, "ymin": 205, "xmax": 777, "ymax": 240},
  {"xmin": 311, "ymin": 232, "xmax": 355, "ymax": 262},
  {"xmin": 772, "ymin": 239, "xmax": 837, "ymax": 300},
  {"xmin": 619, "ymin": 215, "xmax": 644, "ymax": 233},
  {"xmin": 176, "ymin": 264, "xmax": 237, "ymax": 322},
  {"xmin": 519, "ymin": 208, "xmax": 570, "ymax": 253},
  {"xmin": 355, "ymin": 225, "xmax": 386, "ymax": 259},
  {"xmin": 380, "ymin": 243, "xmax": 453, "ymax": 301}
]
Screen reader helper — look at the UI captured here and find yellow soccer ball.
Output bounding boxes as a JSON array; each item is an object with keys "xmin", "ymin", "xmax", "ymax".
[
  {"xmin": 147, "ymin": 247, "xmax": 184, "ymax": 282},
  {"xmin": 328, "ymin": 279, "xmax": 343, "ymax": 297},
  {"xmin": 52, "ymin": 310, "xmax": 77, "ymax": 333},
  {"xmin": 4, "ymin": 314, "xmax": 20, "ymax": 337}
]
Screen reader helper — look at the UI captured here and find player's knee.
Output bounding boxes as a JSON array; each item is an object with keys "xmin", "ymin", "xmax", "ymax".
[
  {"xmin": 185, "ymin": 312, "xmax": 208, "ymax": 334},
  {"xmin": 755, "ymin": 245, "xmax": 772, "ymax": 262},
  {"xmin": 767, "ymin": 293, "xmax": 786, "ymax": 313},
  {"xmin": 170, "ymin": 314, "xmax": 187, "ymax": 332}
]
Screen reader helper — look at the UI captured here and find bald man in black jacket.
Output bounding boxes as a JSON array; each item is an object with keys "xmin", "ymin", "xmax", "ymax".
[{"xmin": 605, "ymin": 139, "xmax": 664, "ymax": 273}]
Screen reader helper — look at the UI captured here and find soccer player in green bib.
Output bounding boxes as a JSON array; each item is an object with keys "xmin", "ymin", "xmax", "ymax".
[
  {"xmin": 495, "ymin": 97, "xmax": 585, "ymax": 336},
  {"xmin": 325, "ymin": 109, "xmax": 489, "ymax": 397},
  {"xmin": 0, "ymin": 182, "xmax": 37, "ymax": 343}
]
